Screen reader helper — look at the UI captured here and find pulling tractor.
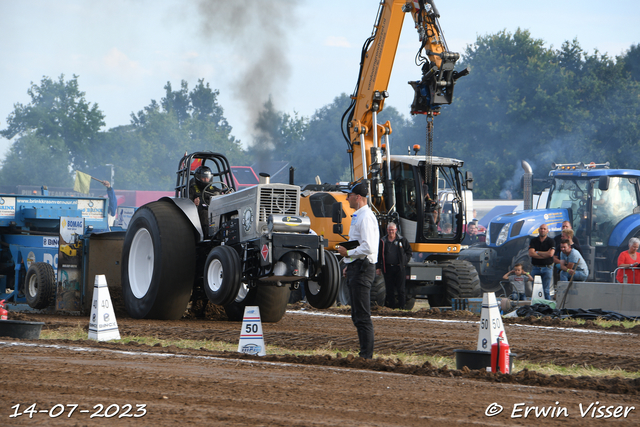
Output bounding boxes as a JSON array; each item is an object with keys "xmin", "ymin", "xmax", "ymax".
[{"xmin": 121, "ymin": 152, "xmax": 340, "ymax": 322}]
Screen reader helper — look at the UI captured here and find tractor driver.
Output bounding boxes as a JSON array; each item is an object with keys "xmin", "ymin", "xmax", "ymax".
[{"xmin": 190, "ymin": 166, "xmax": 222, "ymax": 226}]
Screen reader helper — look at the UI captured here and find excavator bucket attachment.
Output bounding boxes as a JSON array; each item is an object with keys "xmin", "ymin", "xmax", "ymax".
[{"xmin": 410, "ymin": 54, "xmax": 468, "ymax": 115}]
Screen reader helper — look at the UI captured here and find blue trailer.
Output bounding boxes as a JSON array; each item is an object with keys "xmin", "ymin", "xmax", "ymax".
[{"xmin": 0, "ymin": 191, "xmax": 110, "ymax": 310}]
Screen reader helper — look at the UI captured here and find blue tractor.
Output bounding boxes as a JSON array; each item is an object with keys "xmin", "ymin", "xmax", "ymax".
[{"xmin": 459, "ymin": 162, "xmax": 640, "ymax": 292}]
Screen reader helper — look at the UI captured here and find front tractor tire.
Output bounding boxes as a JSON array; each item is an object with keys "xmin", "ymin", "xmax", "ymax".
[
  {"xmin": 305, "ymin": 251, "xmax": 340, "ymax": 309},
  {"xmin": 204, "ymin": 245, "xmax": 242, "ymax": 306},
  {"xmin": 121, "ymin": 201, "xmax": 196, "ymax": 320},
  {"xmin": 441, "ymin": 259, "xmax": 482, "ymax": 304}
]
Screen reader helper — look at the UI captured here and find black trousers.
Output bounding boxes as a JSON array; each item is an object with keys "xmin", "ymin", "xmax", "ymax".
[
  {"xmin": 383, "ymin": 265, "xmax": 406, "ymax": 309},
  {"xmin": 346, "ymin": 259, "xmax": 375, "ymax": 359}
]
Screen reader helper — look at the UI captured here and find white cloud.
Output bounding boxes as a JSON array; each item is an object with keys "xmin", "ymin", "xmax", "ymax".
[
  {"xmin": 102, "ymin": 48, "xmax": 145, "ymax": 77},
  {"xmin": 324, "ymin": 36, "xmax": 351, "ymax": 48}
]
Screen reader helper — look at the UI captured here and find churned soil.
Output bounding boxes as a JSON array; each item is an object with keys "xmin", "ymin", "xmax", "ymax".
[{"xmin": 1, "ymin": 303, "xmax": 639, "ymax": 425}]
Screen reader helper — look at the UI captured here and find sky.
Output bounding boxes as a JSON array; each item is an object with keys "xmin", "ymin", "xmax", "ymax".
[{"xmin": 1, "ymin": 0, "xmax": 639, "ymax": 162}]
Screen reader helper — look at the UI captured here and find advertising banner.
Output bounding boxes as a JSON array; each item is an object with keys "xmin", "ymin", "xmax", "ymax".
[{"xmin": 56, "ymin": 217, "xmax": 85, "ymax": 313}]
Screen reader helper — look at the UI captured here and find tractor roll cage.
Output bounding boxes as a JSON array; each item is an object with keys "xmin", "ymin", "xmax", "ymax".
[{"xmin": 175, "ymin": 151, "xmax": 236, "ymax": 200}]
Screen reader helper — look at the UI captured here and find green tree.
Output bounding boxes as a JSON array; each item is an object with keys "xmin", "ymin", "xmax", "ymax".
[
  {"xmin": 282, "ymin": 96, "xmax": 410, "ymax": 185},
  {"xmin": 0, "ymin": 74, "xmax": 105, "ymax": 186},
  {"xmin": 0, "ymin": 133, "xmax": 72, "ymax": 187},
  {"xmin": 91, "ymin": 124, "xmax": 155, "ymax": 190},
  {"xmin": 249, "ymin": 97, "xmax": 309, "ymax": 171},
  {"xmin": 621, "ymin": 44, "xmax": 640, "ymax": 81},
  {"xmin": 444, "ymin": 31, "xmax": 640, "ymax": 199},
  {"xmin": 115, "ymin": 79, "xmax": 244, "ymax": 190},
  {"xmin": 289, "ymin": 94, "xmax": 352, "ymax": 185},
  {"xmin": 377, "ymin": 105, "xmax": 412, "ymax": 156}
]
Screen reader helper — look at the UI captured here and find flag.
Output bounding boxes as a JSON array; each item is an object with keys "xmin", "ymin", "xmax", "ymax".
[{"xmin": 74, "ymin": 171, "xmax": 92, "ymax": 194}]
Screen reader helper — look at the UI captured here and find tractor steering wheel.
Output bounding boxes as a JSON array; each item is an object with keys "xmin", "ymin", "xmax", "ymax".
[
  {"xmin": 203, "ymin": 181, "xmax": 232, "ymax": 200},
  {"xmin": 571, "ymin": 188, "xmax": 584, "ymax": 201}
]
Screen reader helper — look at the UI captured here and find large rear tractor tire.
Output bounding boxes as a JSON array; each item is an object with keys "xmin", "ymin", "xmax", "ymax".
[
  {"xmin": 305, "ymin": 251, "xmax": 340, "ymax": 309},
  {"xmin": 204, "ymin": 246, "xmax": 242, "ymax": 306},
  {"xmin": 224, "ymin": 283, "xmax": 291, "ymax": 323},
  {"xmin": 335, "ymin": 263, "xmax": 385, "ymax": 308},
  {"xmin": 336, "ymin": 261, "xmax": 350, "ymax": 306},
  {"xmin": 121, "ymin": 201, "xmax": 196, "ymax": 320},
  {"xmin": 442, "ymin": 259, "xmax": 482, "ymax": 305},
  {"xmin": 254, "ymin": 285, "xmax": 291, "ymax": 322},
  {"xmin": 24, "ymin": 262, "xmax": 56, "ymax": 309}
]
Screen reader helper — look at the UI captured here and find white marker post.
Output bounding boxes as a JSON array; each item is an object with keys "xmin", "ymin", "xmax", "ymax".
[
  {"xmin": 531, "ymin": 277, "xmax": 545, "ymax": 300},
  {"xmin": 238, "ymin": 306, "xmax": 266, "ymax": 356},
  {"xmin": 477, "ymin": 292, "xmax": 508, "ymax": 351},
  {"xmin": 88, "ymin": 275, "xmax": 120, "ymax": 341}
]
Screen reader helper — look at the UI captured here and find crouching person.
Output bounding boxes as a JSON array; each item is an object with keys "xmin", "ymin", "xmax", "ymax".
[{"xmin": 559, "ymin": 239, "xmax": 589, "ymax": 281}]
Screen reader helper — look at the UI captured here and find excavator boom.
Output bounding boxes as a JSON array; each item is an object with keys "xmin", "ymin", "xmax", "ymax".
[
  {"xmin": 343, "ymin": 0, "xmax": 468, "ymax": 182},
  {"xmin": 302, "ymin": 0, "xmax": 479, "ymax": 309}
]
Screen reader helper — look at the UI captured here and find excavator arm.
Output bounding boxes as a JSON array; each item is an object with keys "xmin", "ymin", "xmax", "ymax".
[{"xmin": 342, "ymin": 0, "xmax": 468, "ymax": 186}]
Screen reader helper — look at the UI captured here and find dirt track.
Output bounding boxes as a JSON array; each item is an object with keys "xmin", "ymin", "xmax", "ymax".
[{"xmin": 1, "ymin": 304, "xmax": 639, "ymax": 425}]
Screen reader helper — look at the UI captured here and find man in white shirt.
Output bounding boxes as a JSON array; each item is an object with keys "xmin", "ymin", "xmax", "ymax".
[{"xmin": 337, "ymin": 181, "xmax": 379, "ymax": 359}]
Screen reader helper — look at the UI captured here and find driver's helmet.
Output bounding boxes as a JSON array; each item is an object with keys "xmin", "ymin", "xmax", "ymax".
[{"xmin": 194, "ymin": 166, "xmax": 213, "ymax": 188}]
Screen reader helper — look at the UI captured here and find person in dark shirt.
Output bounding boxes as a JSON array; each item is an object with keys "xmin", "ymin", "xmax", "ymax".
[
  {"xmin": 424, "ymin": 203, "xmax": 439, "ymax": 238},
  {"xmin": 376, "ymin": 222, "xmax": 412, "ymax": 309},
  {"xmin": 528, "ymin": 223, "xmax": 555, "ymax": 300},
  {"xmin": 553, "ymin": 221, "xmax": 581, "ymax": 254}
]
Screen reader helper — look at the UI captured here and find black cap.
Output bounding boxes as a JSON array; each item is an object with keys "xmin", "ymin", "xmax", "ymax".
[{"xmin": 343, "ymin": 182, "xmax": 368, "ymax": 197}]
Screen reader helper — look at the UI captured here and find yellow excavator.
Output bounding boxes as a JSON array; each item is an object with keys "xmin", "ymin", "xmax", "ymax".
[{"xmin": 300, "ymin": 0, "xmax": 479, "ymax": 308}]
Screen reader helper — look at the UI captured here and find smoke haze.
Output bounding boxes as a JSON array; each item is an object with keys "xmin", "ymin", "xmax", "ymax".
[{"xmin": 194, "ymin": 0, "xmax": 300, "ymax": 152}]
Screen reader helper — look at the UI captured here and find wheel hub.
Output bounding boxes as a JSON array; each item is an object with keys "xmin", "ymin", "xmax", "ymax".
[
  {"xmin": 207, "ymin": 259, "xmax": 224, "ymax": 292},
  {"xmin": 28, "ymin": 274, "xmax": 38, "ymax": 297},
  {"xmin": 129, "ymin": 228, "xmax": 154, "ymax": 299}
]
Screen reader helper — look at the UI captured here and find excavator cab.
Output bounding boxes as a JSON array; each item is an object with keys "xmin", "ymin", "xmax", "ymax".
[{"xmin": 390, "ymin": 156, "xmax": 465, "ymax": 246}]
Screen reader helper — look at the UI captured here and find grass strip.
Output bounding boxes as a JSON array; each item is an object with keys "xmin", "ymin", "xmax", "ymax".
[{"xmin": 40, "ymin": 323, "xmax": 640, "ymax": 380}]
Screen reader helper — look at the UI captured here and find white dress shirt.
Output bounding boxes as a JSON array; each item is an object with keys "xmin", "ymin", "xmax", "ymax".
[{"xmin": 344, "ymin": 204, "xmax": 379, "ymax": 264}]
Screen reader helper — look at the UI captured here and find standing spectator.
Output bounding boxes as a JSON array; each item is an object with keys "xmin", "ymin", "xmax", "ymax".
[
  {"xmin": 528, "ymin": 224, "xmax": 555, "ymax": 300},
  {"xmin": 502, "ymin": 263, "xmax": 532, "ymax": 301},
  {"xmin": 376, "ymin": 223, "xmax": 412, "ymax": 309},
  {"xmin": 558, "ymin": 239, "xmax": 589, "ymax": 281},
  {"xmin": 337, "ymin": 182, "xmax": 379, "ymax": 359},
  {"xmin": 616, "ymin": 237, "xmax": 640, "ymax": 283},
  {"xmin": 97, "ymin": 179, "xmax": 117, "ymax": 227}
]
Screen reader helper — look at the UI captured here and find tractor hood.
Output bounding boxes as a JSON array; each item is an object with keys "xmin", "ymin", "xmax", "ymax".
[{"xmin": 485, "ymin": 209, "xmax": 570, "ymax": 247}]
